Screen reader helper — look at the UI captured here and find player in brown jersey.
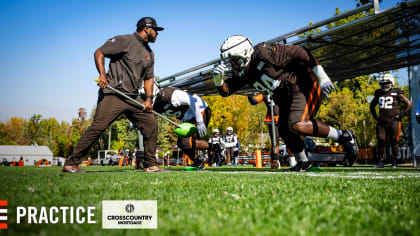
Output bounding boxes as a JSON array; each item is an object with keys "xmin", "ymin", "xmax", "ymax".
[
  {"xmin": 248, "ymin": 93, "xmax": 297, "ymax": 169},
  {"xmin": 153, "ymin": 87, "xmax": 211, "ymax": 169},
  {"xmin": 213, "ymin": 35, "xmax": 358, "ymax": 172},
  {"xmin": 370, "ymin": 74, "xmax": 412, "ymax": 168}
]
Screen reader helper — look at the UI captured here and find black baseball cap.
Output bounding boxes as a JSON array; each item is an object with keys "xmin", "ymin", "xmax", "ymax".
[{"xmin": 137, "ymin": 17, "xmax": 164, "ymax": 31}]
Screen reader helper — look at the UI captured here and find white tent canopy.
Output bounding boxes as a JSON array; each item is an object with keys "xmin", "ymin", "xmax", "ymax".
[{"xmin": 0, "ymin": 145, "xmax": 53, "ymax": 166}]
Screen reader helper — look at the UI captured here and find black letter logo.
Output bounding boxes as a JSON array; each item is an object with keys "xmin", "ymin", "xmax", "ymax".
[{"xmin": 125, "ymin": 204, "xmax": 135, "ymax": 213}]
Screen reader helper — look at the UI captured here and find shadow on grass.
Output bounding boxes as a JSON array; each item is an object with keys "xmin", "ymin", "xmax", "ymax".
[
  {"xmin": 86, "ymin": 169, "xmax": 140, "ymax": 173},
  {"xmin": 183, "ymin": 165, "xmax": 420, "ymax": 173}
]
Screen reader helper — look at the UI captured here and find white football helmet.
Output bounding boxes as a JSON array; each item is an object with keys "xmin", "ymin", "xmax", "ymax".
[
  {"xmin": 139, "ymin": 81, "xmax": 160, "ymax": 103},
  {"xmin": 379, "ymin": 74, "xmax": 394, "ymax": 92},
  {"xmin": 220, "ymin": 35, "xmax": 254, "ymax": 77},
  {"xmin": 213, "ymin": 129, "xmax": 220, "ymax": 135},
  {"xmin": 226, "ymin": 127, "xmax": 233, "ymax": 134}
]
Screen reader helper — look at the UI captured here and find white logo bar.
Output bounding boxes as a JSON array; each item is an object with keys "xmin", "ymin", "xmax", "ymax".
[
  {"xmin": 0, "ymin": 209, "xmax": 7, "ymax": 214},
  {"xmin": 0, "ymin": 216, "xmax": 7, "ymax": 221},
  {"xmin": 102, "ymin": 200, "xmax": 157, "ymax": 229}
]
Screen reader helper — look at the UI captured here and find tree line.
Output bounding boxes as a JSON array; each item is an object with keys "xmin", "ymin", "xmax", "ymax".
[{"xmin": 0, "ymin": 75, "xmax": 411, "ymax": 158}]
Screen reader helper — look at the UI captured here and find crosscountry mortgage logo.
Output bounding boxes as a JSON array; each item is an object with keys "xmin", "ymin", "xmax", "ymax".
[
  {"xmin": 0, "ymin": 200, "xmax": 7, "ymax": 229},
  {"xmin": 102, "ymin": 200, "xmax": 157, "ymax": 229},
  {"xmin": 125, "ymin": 204, "xmax": 135, "ymax": 213}
]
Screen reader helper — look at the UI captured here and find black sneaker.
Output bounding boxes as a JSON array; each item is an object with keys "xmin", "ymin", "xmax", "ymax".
[
  {"xmin": 284, "ymin": 162, "xmax": 301, "ymax": 172},
  {"xmin": 284, "ymin": 161, "xmax": 313, "ymax": 172},
  {"xmin": 338, "ymin": 130, "xmax": 358, "ymax": 159},
  {"xmin": 372, "ymin": 161, "xmax": 384, "ymax": 169},
  {"xmin": 391, "ymin": 160, "xmax": 397, "ymax": 169},
  {"xmin": 299, "ymin": 161, "xmax": 313, "ymax": 172},
  {"xmin": 192, "ymin": 159, "xmax": 205, "ymax": 170}
]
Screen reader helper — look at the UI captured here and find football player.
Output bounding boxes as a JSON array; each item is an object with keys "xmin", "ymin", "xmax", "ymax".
[
  {"xmin": 153, "ymin": 87, "xmax": 211, "ymax": 169},
  {"xmin": 370, "ymin": 74, "xmax": 412, "ymax": 168},
  {"xmin": 248, "ymin": 93, "xmax": 297, "ymax": 169},
  {"xmin": 209, "ymin": 129, "xmax": 225, "ymax": 166},
  {"xmin": 213, "ymin": 35, "xmax": 358, "ymax": 172},
  {"xmin": 223, "ymin": 127, "xmax": 238, "ymax": 166}
]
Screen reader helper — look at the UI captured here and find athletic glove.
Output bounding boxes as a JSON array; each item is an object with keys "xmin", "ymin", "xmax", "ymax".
[
  {"xmin": 313, "ymin": 65, "xmax": 335, "ymax": 98},
  {"xmin": 395, "ymin": 111, "xmax": 407, "ymax": 121},
  {"xmin": 213, "ymin": 64, "xmax": 228, "ymax": 86},
  {"xmin": 197, "ymin": 122, "xmax": 207, "ymax": 137}
]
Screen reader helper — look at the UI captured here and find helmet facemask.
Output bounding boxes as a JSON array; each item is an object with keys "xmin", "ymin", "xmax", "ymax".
[
  {"xmin": 228, "ymin": 57, "xmax": 247, "ymax": 77},
  {"xmin": 380, "ymin": 82, "xmax": 393, "ymax": 92},
  {"xmin": 379, "ymin": 74, "xmax": 395, "ymax": 92},
  {"xmin": 213, "ymin": 129, "xmax": 220, "ymax": 136},
  {"xmin": 226, "ymin": 127, "xmax": 233, "ymax": 135},
  {"xmin": 220, "ymin": 35, "xmax": 254, "ymax": 78}
]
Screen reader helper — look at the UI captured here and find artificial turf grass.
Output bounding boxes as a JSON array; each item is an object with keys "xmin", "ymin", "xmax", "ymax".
[{"xmin": 1, "ymin": 166, "xmax": 420, "ymax": 236}]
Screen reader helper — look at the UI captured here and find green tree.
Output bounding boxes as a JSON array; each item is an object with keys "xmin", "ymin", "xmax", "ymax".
[
  {"xmin": 203, "ymin": 95, "xmax": 268, "ymax": 152},
  {"xmin": 0, "ymin": 117, "xmax": 29, "ymax": 145},
  {"xmin": 157, "ymin": 116, "xmax": 177, "ymax": 153},
  {"xmin": 24, "ymin": 114, "xmax": 43, "ymax": 145}
]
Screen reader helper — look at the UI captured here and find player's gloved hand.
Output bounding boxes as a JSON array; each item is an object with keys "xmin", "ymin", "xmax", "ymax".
[
  {"xmin": 320, "ymin": 80, "xmax": 335, "ymax": 98},
  {"xmin": 213, "ymin": 64, "xmax": 228, "ymax": 86},
  {"xmin": 313, "ymin": 65, "xmax": 335, "ymax": 98},
  {"xmin": 197, "ymin": 122, "xmax": 207, "ymax": 137}
]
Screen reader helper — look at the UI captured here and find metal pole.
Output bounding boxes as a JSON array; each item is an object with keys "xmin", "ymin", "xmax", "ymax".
[
  {"xmin": 177, "ymin": 148, "xmax": 180, "ymax": 165},
  {"xmin": 138, "ymin": 130, "xmax": 144, "ymax": 152},
  {"xmin": 104, "ymin": 83, "xmax": 181, "ymax": 128},
  {"xmin": 408, "ymin": 65, "xmax": 417, "ymax": 168},
  {"xmin": 108, "ymin": 129, "xmax": 111, "ymax": 150},
  {"xmin": 269, "ymin": 95, "xmax": 277, "ymax": 155},
  {"xmin": 157, "ymin": 59, "xmax": 221, "ymax": 83},
  {"xmin": 363, "ymin": 120, "xmax": 367, "ymax": 148},
  {"xmin": 156, "ymin": 2, "xmax": 375, "ymax": 85},
  {"xmin": 266, "ymin": 2, "xmax": 373, "ymax": 44}
]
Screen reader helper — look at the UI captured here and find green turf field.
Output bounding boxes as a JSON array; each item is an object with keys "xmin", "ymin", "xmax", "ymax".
[{"xmin": 1, "ymin": 165, "xmax": 420, "ymax": 235}]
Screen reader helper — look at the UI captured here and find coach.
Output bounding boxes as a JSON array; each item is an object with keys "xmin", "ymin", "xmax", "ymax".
[{"xmin": 63, "ymin": 17, "xmax": 165, "ymax": 173}]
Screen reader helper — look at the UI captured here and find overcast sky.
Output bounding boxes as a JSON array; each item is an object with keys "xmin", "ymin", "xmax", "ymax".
[{"xmin": 0, "ymin": 0, "xmax": 406, "ymax": 123}]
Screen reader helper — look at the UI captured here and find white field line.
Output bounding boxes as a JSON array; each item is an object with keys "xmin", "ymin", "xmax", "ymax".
[{"xmin": 212, "ymin": 171, "xmax": 420, "ymax": 179}]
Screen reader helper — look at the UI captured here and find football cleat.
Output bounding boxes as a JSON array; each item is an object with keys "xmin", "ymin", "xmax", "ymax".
[
  {"xmin": 372, "ymin": 161, "xmax": 384, "ymax": 169},
  {"xmin": 298, "ymin": 161, "xmax": 313, "ymax": 172},
  {"xmin": 284, "ymin": 161, "xmax": 312, "ymax": 172},
  {"xmin": 284, "ymin": 162, "xmax": 300, "ymax": 172},
  {"xmin": 192, "ymin": 159, "xmax": 205, "ymax": 170},
  {"xmin": 391, "ymin": 159, "xmax": 397, "ymax": 169}
]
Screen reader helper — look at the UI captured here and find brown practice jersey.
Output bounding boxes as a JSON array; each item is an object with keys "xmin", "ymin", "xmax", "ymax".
[
  {"xmin": 153, "ymin": 87, "xmax": 189, "ymax": 120},
  {"xmin": 224, "ymin": 42, "xmax": 319, "ymax": 103},
  {"xmin": 371, "ymin": 88, "xmax": 404, "ymax": 124}
]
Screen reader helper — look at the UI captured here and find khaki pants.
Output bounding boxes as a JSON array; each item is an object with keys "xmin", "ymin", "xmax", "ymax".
[{"xmin": 66, "ymin": 93, "xmax": 158, "ymax": 168}]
